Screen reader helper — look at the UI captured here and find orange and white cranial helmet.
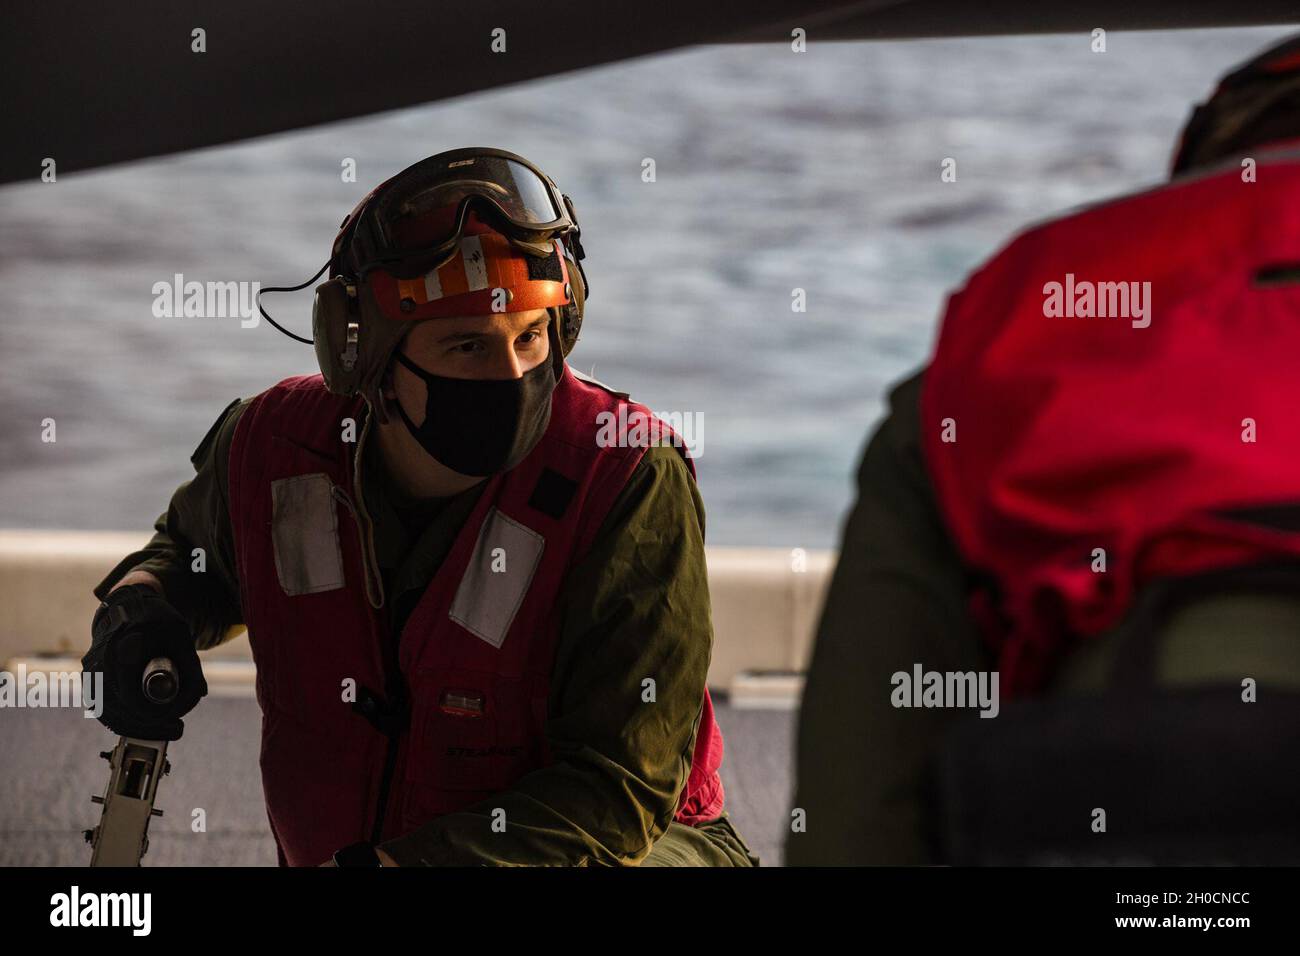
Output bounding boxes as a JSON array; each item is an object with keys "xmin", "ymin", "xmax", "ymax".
[{"xmin": 311, "ymin": 148, "xmax": 588, "ymax": 422}]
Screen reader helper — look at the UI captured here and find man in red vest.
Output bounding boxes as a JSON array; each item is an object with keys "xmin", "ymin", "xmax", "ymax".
[
  {"xmin": 789, "ymin": 34, "xmax": 1300, "ymax": 864},
  {"xmin": 83, "ymin": 148, "xmax": 757, "ymax": 867}
]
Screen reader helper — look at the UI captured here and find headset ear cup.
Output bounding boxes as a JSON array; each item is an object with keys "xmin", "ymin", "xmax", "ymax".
[
  {"xmin": 312, "ymin": 278, "xmax": 360, "ymax": 396},
  {"xmin": 548, "ymin": 256, "xmax": 584, "ymax": 380},
  {"xmin": 560, "ymin": 254, "xmax": 585, "ymax": 356}
]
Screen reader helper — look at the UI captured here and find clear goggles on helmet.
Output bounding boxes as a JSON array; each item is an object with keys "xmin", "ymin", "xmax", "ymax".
[{"xmin": 343, "ymin": 147, "xmax": 585, "ymax": 281}]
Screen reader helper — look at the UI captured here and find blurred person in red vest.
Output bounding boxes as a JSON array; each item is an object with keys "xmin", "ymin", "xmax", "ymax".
[{"xmin": 789, "ymin": 34, "xmax": 1300, "ymax": 865}]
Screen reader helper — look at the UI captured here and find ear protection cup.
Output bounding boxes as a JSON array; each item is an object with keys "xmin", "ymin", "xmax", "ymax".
[
  {"xmin": 312, "ymin": 276, "xmax": 413, "ymax": 424},
  {"xmin": 548, "ymin": 249, "xmax": 586, "ymax": 379},
  {"xmin": 312, "ymin": 277, "xmax": 359, "ymax": 396},
  {"xmin": 559, "ymin": 248, "xmax": 586, "ymax": 353}
]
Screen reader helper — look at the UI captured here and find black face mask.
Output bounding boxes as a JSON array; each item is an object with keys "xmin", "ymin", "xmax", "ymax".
[{"xmin": 390, "ymin": 350, "xmax": 556, "ymax": 477}]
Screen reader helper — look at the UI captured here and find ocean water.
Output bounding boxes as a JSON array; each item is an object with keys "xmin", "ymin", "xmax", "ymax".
[{"xmin": 1, "ymin": 27, "xmax": 1293, "ymax": 548}]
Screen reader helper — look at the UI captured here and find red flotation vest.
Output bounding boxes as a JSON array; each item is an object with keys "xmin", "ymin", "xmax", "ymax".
[
  {"xmin": 227, "ymin": 363, "xmax": 725, "ymax": 865},
  {"xmin": 922, "ymin": 144, "xmax": 1300, "ymax": 696}
]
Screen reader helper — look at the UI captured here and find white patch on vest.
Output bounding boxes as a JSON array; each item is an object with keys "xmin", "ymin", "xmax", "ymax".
[
  {"xmin": 449, "ymin": 508, "xmax": 544, "ymax": 648},
  {"xmin": 269, "ymin": 473, "xmax": 346, "ymax": 596},
  {"xmin": 423, "ymin": 266, "xmax": 443, "ymax": 302},
  {"xmin": 460, "ymin": 235, "xmax": 489, "ymax": 292}
]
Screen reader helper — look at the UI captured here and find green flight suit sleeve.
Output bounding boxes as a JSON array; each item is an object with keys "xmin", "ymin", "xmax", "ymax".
[
  {"xmin": 378, "ymin": 443, "xmax": 715, "ymax": 866},
  {"xmin": 784, "ymin": 368, "xmax": 991, "ymax": 865},
  {"xmin": 92, "ymin": 397, "xmax": 250, "ymax": 651}
]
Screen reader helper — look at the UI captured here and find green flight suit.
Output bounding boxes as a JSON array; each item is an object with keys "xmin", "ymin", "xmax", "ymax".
[
  {"xmin": 787, "ymin": 368, "xmax": 1300, "ymax": 865},
  {"xmin": 94, "ymin": 386, "xmax": 759, "ymax": 867}
]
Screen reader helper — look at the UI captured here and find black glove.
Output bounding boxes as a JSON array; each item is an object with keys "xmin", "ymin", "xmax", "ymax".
[{"xmin": 81, "ymin": 583, "xmax": 208, "ymax": 741}]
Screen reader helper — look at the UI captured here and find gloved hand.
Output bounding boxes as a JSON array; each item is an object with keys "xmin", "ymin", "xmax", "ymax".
[{"xmin": 81, "ymin": 583, "xmax": 208, "ymax": 741}]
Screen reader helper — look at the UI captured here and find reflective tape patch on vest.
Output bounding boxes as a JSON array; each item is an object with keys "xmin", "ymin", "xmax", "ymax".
[
  {"xmin": 448, "ymin": 507, "xmax": 545, "ymax": 648},
  {"xmin": 270, "ymin": 472, "xmax": 346, "ymax": 595}
]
